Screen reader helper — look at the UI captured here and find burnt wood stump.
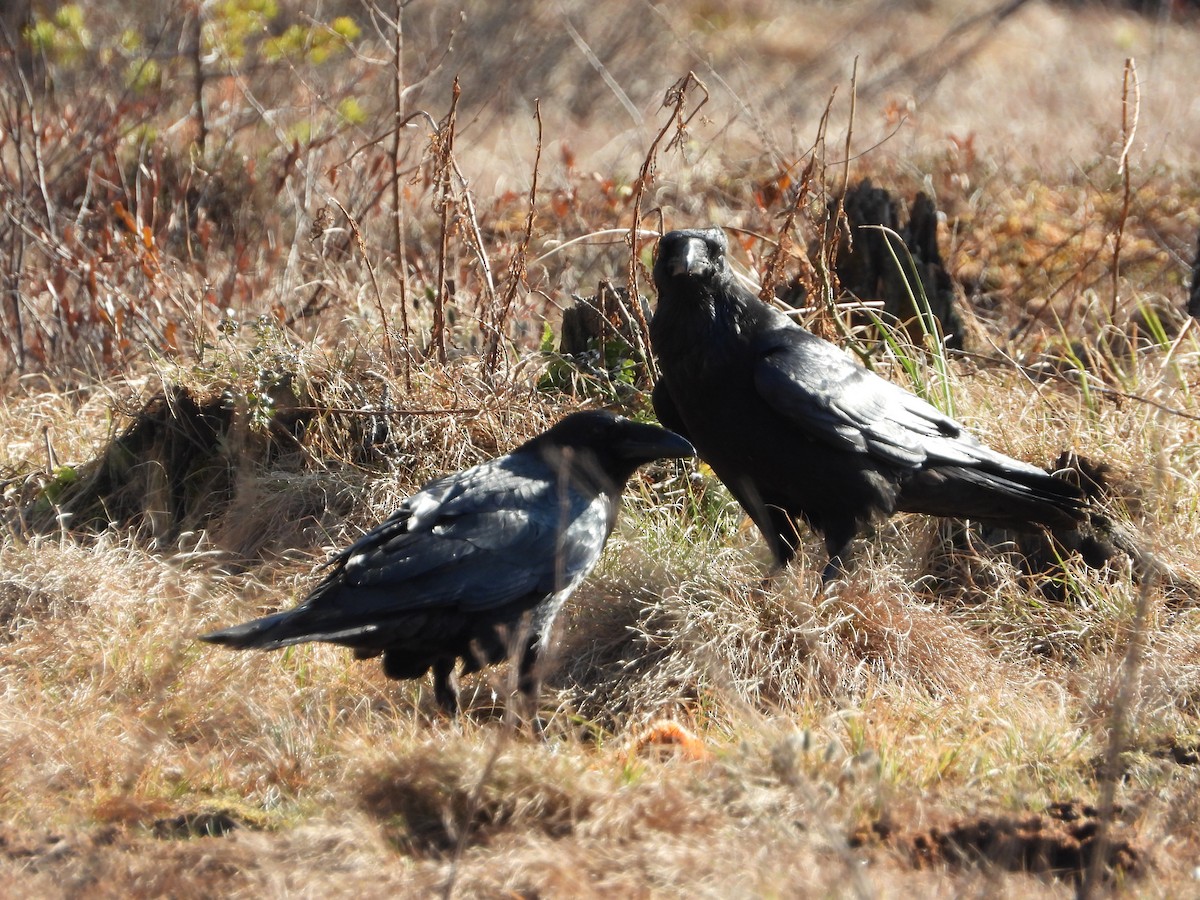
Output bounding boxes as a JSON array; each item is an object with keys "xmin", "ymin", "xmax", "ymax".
[
  {"xmin": 836, "ymin": 179, "xmax": 964, "ymax": 351},
  {"xmin": 553, "ymin": 280, "xmax": 652, "ymax": 392}
]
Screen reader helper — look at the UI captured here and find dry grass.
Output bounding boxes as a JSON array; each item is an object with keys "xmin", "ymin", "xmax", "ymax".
[{"xmin": 3, "ymin": 0, "xmax": 1200, "ymax": 896}]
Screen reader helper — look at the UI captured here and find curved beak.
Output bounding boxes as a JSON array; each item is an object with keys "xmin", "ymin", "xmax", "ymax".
[
  {"xmin": 616, "ymin": 422, "xmax": 696, "ymax": 462},
  {"xmin": 666, "ymin": 235, "xmax": 714, "ymax": 278}
]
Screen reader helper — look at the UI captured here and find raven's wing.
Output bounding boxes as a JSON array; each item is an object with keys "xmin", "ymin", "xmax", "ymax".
[
  {"xmin": 751, "ymin": 320, "xmax": 1034, "ymax": 472},
  {"xmin": 319, "ymin": 453, "xmax": 609, "ymax": 616},
  {"xmin": 205, "ymin": 453, "xmax": 613, "ymax": 648}
]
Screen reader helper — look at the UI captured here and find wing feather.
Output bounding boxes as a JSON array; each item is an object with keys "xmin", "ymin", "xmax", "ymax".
[
  {"xmin": 296, "ymin": 452, "xmax": 612, "ymax": 629},
  {"xmin": 752, "ymin": 321, "xmax": 1036, "ymax": 472}
]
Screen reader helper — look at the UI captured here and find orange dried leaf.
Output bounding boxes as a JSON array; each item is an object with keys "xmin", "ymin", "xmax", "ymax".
[
  {"xmin": 629, "ymin": 720, "xmax": 708, "ymax": 761},
  {"xmin": 113, "ymin": 201, "xmax": 137, "ymax": 234}
]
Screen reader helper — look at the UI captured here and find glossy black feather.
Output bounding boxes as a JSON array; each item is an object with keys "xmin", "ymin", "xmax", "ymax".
[
  {"xmin": 200, "ymin": 411, "xmax": 693, "ymax": 714},
  {"xmin": 649, "ymin": 227, "xmax": 1084, "ymax": 578}
]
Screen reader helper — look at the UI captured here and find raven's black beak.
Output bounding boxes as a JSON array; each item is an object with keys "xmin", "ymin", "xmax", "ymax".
[
  {"xmin": 616, "ymin": 422, "xmax": 695, "ymax": 461},
  {"xmin": 666, "ymin": 235, "xmax": 713, "ymax": 278}
]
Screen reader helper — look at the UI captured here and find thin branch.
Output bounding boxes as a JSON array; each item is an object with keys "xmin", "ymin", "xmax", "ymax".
[
  {"xmin": 1111, "ymin": 57, "xmax": 1139, "ymax": 319},
  {"xmin": 1080, "ymin": 499, "xmax": 1160, "ymax": 898},
  {"xmin": 190, "ymin": 1, "xmax": 207, "ymax": 154},
  {"xmin": 449, "ymin": 153, "xmax": 497, "ymax": 318},
  {"xmin": 292, "ymin": 405, "xmax": 480, "ymax": 417},
  {"xmin": 559, "ymin": 6, "xmax": 643, "ymax": 128},
  {"xmin": 391, "ymin": 0, "xmax": 412, "ymax": 391},
  {"xmin": 486, "ymin": 100, "xmax": 543, "ymax": 377},
  {"xmin": 627, "ymin": 72, "xmax": 709, "ymax": 376},
  {"xmin": 331, "ymin": 198, "xmax": 396, "ymax": 371},
  {"xmin": 430, "ymin": 78, "xmax": 461, "ymax": 365},
  {"xmin": 531, "ymin": 228, "xmax": 663, "ymax": 268}
]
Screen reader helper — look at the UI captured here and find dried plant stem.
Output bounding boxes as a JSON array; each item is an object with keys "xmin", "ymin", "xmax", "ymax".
[
  {"xmin": 627, "ymin": 72, "xmax": 709, "ymax": 373},
  {"xmin": 390, "ymin": 0, "xmax": 406, "ymax": 263},
  {"xmin": 1111, "ymin": 57, "xmax": 1139, "ymax": 320},
  {"xmin": 190, "ymin": 1, "xmax": 207, "ymax": 154},
  {"xmin": 430, "ymin": 78, "xmax": 462, "ymax": 365},
  {"xmin": 486, "ymin": 101, "xmax": 543, "ymax": 377},
  {"xmin": 807, "ymin": 90, "xmax": 845, "ymax": 341},
  {"xmin": 755, "ymin": 64, "xmax": 848, "ymax": 307},
  {"xmin": 2, "ymin": 86, "xmax": 27, "ymax": 369},
  {"xmin": 441, "ymin": 727, "xmax": 512, "ymax": 900},
  {"xmin": 292, "ymin": 405, "xmax": 480, "ymax": 417},
  {"xmin": 449, "ymin": 153, "xmax": 496, "ymax": 322},
  {"xmin": 756, "ymin": 155, "xmax": 817, "ymax": 304},
  {"xmin": 332, "ymin": 198, "xmax": 395, "ymax": 370},
  {"xmin": 1081, "ymin": 536, "xmax": 1159, "ymax": 897},
  {"xmin": 841, "ymin": 57, "xmax": 857, "ymax": 213},
  {"xmin": 391, "ymin": 0, "xmax": 412, "ymax": 391}
]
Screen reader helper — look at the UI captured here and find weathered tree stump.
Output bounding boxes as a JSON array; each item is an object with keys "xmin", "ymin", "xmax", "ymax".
[
  {"xmin": 559, "ymin": 280, "xmax": 648, "ymax": 358},
  {"xmin": 836, "ymin": 179, "xmax": 964, "ymax": 350},
  {"xmin": 18, "ymin": 381, "xmax": 322, "ymax": 545},
  {"xmin": 552, "ymin": 280, "xmax": 652, "ymax": 394}
]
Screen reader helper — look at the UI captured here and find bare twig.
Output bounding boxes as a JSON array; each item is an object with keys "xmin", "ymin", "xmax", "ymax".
[
  {"xmin": 531, "ymin": 228, "xmax": 662, "ymax": 268},
  {"xmin": 841, "ymin": 57, "xmax": 857, "ymax": 225},
  {"xmin": 441, "ymin": 728, "xmax": 513, "ymax": 900},
  {"xmin": 807, "ymin": 91, "xmax": 841, "ymax": 337},
  {"xmin": 640, "ymin": 1, "xmax": 783, "ymax": 166},
  {"xmin": 292, "ymin": 405, "xmax": 480, "ymax": 417},
  {"xmin": 962, "ymin": 338, "xmax": 1200, "ymax": 424},
  {"xmin": 430, "ymin": 78, "xmax": 461, "ymax": 365},
  {"xmin": 754, "ymin": 62, "xmax": 857, "ymax": 310},
  {"xmin": 627, "ymin": 72, "xmax": 709, "ymax": 375},
  {"xmin": 486, "ymin": 100, "xmax": 543, "ymax": 377},
  {"xmin": 1111, "ymin": 57, "xmax": 1139, "ymax": 320},
  {"xmin": 331, "ymin": 198, "xmax": 396, "ymax": 371},
  {"xmin": 11, "ymin": 39, "xmax": 58, "ymax": 242},
  {"xmin": 1, "ymin": 44, "xmax": 28, "ymax": 370},
  {"xmin": 559, "ymin": 6, "xmax": 643, "ymax": 128},
  {"xmin": 391, "ymin": 0, "xmax": 412, "ymax": 391},
  {"xmin": 1080, "ymin": 495, "xmax": 1160, "ymax": 897},
  {"xmin": 190, "ymin": 1, "xmax": 207, "ymax": 154},
  {"xmin": 756, "ymin": 155, "xmax": 817, "ymax": 304},
  {"xmin": 449, "ymin": 154, "xmax": 497, "ymax": 322},
  {"xmin": 859, "ymin": 0, "xmax": 1034, "ymax": 104}
]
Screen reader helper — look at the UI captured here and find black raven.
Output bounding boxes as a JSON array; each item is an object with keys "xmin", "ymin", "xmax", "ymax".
[
  {"xmin": 200, "ymin": 411, "xmax": 694, "ymax": 715},
  {"xmin": 650, "ymin": 227, "xmax": 1084, "ymax": 580}
]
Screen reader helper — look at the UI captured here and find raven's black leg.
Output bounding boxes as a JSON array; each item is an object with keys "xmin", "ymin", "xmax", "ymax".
[
  {"xmin": 821, "ymin": 554, "xmax": 846, "ymax": 585},
  {"xmin": 723, "ymin": 478, "xmax": 798, "ymax": 571},
  {"xmin": 431, "ymin": 656, "xmax": 460, "ymax": 716},
  {"xmin": 822, "ymin": 531, "xmax": 853, "ymax": 585},
  {"xmin": 516, "ymin": 637, "xmax": 547, "ymax": 736},
  {"xmin": 516, "ymin": 639, "xmax": 540, "ymax": 705},
  {"xmin": 766, "ymin": 507, "xmax": 801, "ymax": 570}
]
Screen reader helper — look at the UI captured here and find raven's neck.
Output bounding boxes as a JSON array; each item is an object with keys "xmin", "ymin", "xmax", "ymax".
[
  {"xmin": 536, "ymin": 446, "xmax": 625, "ymax": 500},
  {"xmin": 652, "ymin": 277, "xmax": 761, "ymax": 372}
]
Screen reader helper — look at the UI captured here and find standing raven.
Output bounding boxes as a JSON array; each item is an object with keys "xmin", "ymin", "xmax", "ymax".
[
  {"xmin": 200, "ymin": 411, "xmax": 694, "ymax": 715},
  {"xmin": 649, "ymin": 227, "xmax": 1084, "ymax": 580}
]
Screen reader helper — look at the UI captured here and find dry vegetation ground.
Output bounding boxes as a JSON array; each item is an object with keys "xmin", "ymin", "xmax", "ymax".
[{"xmin": 3, "ymin": 0, "xmax": 1200, "ymax": 896}]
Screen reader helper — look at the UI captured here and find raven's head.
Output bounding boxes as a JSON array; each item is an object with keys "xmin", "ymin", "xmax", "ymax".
[
  {"xmin": 654, "ymin": 228, "xmax": 729, "ymax": 286},
  {"xmin": 526, "ymin": 410, "xmax": 694, "ymax": 491}
]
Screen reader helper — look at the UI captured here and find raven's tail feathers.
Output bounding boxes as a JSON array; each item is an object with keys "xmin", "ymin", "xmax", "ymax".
[
  {"xmin": 900, "ymin": 463, "xmax": 1086, "ymax": 532},
  {"xmin": 198, "ymin": 610, "xmax": 303, "ymax": 650},
  {"xmin": 927, "ymin": 451, "xmax": 1200, "ymax": 600}
]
